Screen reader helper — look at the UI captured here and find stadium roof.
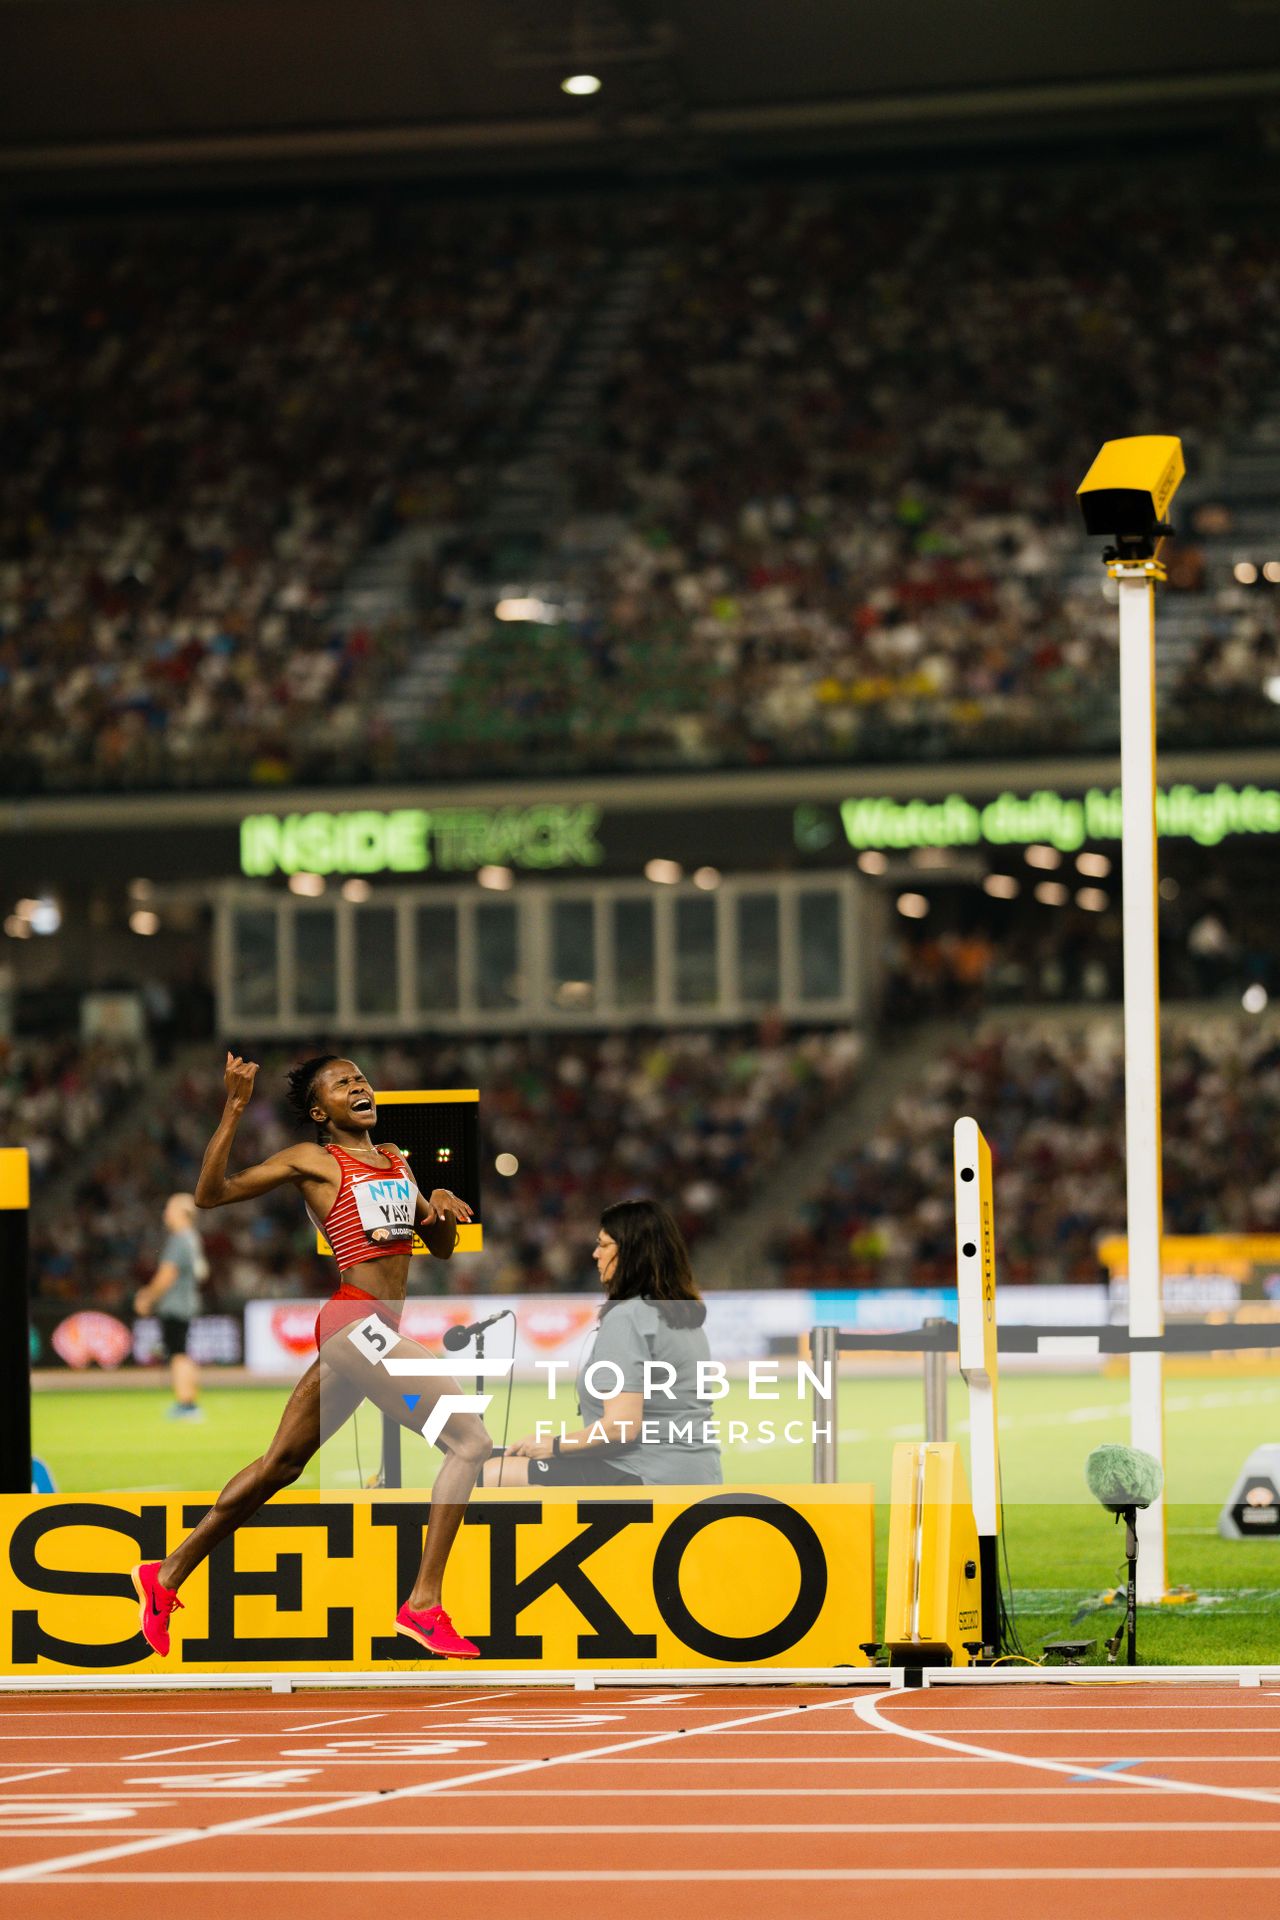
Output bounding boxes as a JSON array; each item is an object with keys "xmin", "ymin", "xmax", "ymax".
[{"xmin": 2, "ymin": 0, "xmax": 1278, "ymax": 189}]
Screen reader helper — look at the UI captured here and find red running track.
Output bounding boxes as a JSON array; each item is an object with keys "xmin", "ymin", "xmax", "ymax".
[{"xmin": 0, "ymin": 1684, "xmax": 1279, "ymax": 1920}]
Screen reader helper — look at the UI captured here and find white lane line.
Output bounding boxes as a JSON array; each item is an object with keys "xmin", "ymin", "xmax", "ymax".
[
  {"xmin": 0, "ymin": 1770, "xmax": 67, "ymax": 1787},
  {"xmin": 283, "ymin": 1714, "xmax": 388, "ymax": 1734},
  {"xmin": 25, "ymin": 1754, "xmax": 1280, "ymax": 1769},
  {"xmin": 852, "ymin": 1692, "xmax": 1280, "ymax": 1808},
  {"xmin": 521, "ymin": 1755, "xmax": 1280, "ymax": 1766},
  {"xmin": 0, "ymin": 1691, "xmax": 858, "ymax": 1885},
  {"xmin": 336, "ymin": 1783, "xmax": 1256, "ymax": 1798},
  {"xmin": 0, "ymin": 1689, "xmax": 524, "ymax": 1726},
  {"xmin": 32, "ymin": 1869, "xmax": 1280, "ymax": 1884},
  {"xmin": 122, "ymin": 1740, "xmax": 238, "ymax": 1762},
  {"xmin": 10, "ymin": 1819, "xmax": 1275, "ymax": 1840},
  {"xmin": 20, "ymin": 1728, "xmax": 1280, "ymax": 1743},
  {"xmin": 120, "ymin": 1819, "xmax": 1280, "ymax": 1836}
]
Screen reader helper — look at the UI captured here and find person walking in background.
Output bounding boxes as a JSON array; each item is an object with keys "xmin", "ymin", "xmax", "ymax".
[{"xmin": 134, "ymin": 1192, "xmax": 208, "ymax": 1421}]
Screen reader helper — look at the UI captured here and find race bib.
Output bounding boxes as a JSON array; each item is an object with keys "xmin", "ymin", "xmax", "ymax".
[{"xmin": 354, "ymin": 1175, "xmax": 415, "ymax": 1244}]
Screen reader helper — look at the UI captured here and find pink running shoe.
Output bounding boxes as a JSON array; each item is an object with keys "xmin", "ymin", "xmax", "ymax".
[
  {"xmin": 131, "ymin": 1561, "xmax": 183, "ymax": 1658},
  {"xmin": 395, "ymin": 1601, "xmax": 480, "ymax": 1658}
]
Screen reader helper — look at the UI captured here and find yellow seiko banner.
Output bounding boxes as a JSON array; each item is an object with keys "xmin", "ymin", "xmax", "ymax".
[{"xmin": 0, "ymin": 1485, "xmax": 874, "ymax": 1675}]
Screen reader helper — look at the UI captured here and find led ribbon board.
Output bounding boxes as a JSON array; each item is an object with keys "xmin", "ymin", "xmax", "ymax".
[
  {"xmin": 241, "ymin": 804, "xmax": 604, "ymax": 876},
  {"xmin": 315, "ymin": 1091, "xmax": 482, "ymax": 1257},
  {"xmin": 818, "ymin": 781, "xmax": 1280, "ymax": 854}
]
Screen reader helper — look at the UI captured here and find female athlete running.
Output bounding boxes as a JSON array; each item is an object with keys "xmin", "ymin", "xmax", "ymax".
[{"xmin": 130, "ymin": 1051, "xmax": 492, "ymax": 1660}]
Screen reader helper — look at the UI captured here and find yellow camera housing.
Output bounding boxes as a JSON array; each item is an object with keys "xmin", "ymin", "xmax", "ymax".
[{"xmin": 1077, "ymin": 435, "xmax": 1185, "ymax": 540}]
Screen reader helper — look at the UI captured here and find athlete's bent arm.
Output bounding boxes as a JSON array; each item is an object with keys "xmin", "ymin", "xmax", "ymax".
[{"xmin": 194, "ymin": 1053, "xmax": 328, "ymax": 1208}]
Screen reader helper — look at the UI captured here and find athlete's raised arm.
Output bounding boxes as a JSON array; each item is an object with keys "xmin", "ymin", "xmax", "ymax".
[{"xmin": 194, "ymin": 1053, "xmax": 329, "ymax": 1209}]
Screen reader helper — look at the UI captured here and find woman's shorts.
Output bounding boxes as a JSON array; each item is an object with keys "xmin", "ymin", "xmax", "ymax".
[
  {"xmin": 505, "ymin": 1450, "xmax": 643, "ymax": 1487},
  {"xmin": 158, "ymin": 1315, "xmax": 191, "ymax": 1360},
  {"xmin": 315, "ymin": 1282, "xmax": 403, "ymax": 1352}
]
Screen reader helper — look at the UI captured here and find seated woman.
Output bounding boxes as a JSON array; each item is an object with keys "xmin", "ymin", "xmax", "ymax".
[{"xmin": 483, "ymin": 1198, "xmax": 722, "ymax": 1487}]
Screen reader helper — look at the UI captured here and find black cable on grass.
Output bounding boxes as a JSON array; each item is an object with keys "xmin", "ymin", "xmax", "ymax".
[{"xmin": 998, "ymin": 1489, "xmax": 1027, "ymax": 1658}]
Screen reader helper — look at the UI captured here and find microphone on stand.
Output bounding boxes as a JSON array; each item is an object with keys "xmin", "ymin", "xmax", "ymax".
[{"xmin": 442, "ymin": 1308, "xmax": 513, "ymax": 1352}]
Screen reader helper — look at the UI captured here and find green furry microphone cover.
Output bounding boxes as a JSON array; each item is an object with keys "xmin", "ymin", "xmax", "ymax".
[{"xmin": 1085, "ymin": 1443, "xmax": 1164, "ymax": 1511}]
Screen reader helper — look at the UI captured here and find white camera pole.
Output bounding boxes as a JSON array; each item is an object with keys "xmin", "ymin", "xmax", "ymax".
[
  {"xmin": 1112, "ymin": 548, "xmax": 1168, "ymax": 1603},
  {"xmin": 1078, "ymin": 436, "xmax": 1183, "ymax": 1606}
]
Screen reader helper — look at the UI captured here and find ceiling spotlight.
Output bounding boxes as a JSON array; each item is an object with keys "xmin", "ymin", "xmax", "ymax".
[
  {"xmin": 856, "ymin": 850, "xmax": 888, "ymax": 875},
  {"xmin": 477, "ymin": 866, "xmax": 515, "ymax": 892},
  {"xmin": 896, "ymin": 892, "xmax": 930, "ymax": 920},
  {"xmin": 495, "ymin": 1152, "xmax": 520, "ymax": 1177},
  {"xmin": 1025, "ymin": 845, "xmax": 1062, "ymax": 870},
  {"xmin": 982, "ymin": 874, "xmax": 1019, "ymax": 899},
  {"xmin": 341, "ymin": 878, "xmax": 372, "ymax": 903},
  {"xmin": 1266, "ymin": 675, "xmax": 1280, "ymax": 706},
  {"xmin": 561, "ymin": 73, "xmax": 602, "ymax": 95},
  {"xmin": 129, "ymin": 909, "xmax": 160, "ymax": 936},
  {"xmin": 1034, "ymin": 881, "xmax": 1069, "ymax": 907},
  {"xmin": 1243, "ymin": 983, "xmax": 1269, "ymax": 1014},
  {"xmin": 1076, "ymin": 887, "xmax": 1109, "ymax": 912},
  {"xmin": 3, "ymin": 915, "xmax": 31, "ymax": 940},
  {"xmin": 1234, "ymin": 561, "xmax": 1259, "ymax": 585},
  {"xmin": 645, "ymin": 858, "xmax": 682, "ymax": 886},
  {"xmin": 1264, "ymin": 562, "xmax": 1280, "ymax": 585},
  {"xmin": 288, "ymin": 872, "xmax": 326, "ymax": 898},
  {"xmin": 1076, "ymin": 851, "xmax": 1112, "ymax": 878},
  {"xmin": 1159, "ymin": 877, "xmax": 1180, "ymax": 901},
  {"xmin": 692, "ymin": 866, "xmax": 721, "ymax": 891}
]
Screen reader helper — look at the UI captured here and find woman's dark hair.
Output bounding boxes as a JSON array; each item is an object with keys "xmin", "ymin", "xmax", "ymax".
[
  {"xmin": 598, "ymin": 1199, "xmax": 704, "ymax": 1326},
  {"xmin": 286, "ymin": 1054, "xmax": 339, "ymax": 1141}
]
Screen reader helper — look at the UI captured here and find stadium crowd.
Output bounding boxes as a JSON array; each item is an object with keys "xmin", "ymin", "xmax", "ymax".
[
  {"xmin": 421, "ymin": 173, "xmax": 1280, "ymax": 774},
  {"xmin": 0, "ymin": 1037, "xmax": 147, "ymax": 1183},
  {"xmin": 1, "ymin": 198, "xmax": 603, "ymax": 792},
  {"xmin": 30, "ymin": 1026, "xmax": 862, "ymax": 1311},
  {"xmin": 770, "ymin": 1016, "xmax": 1280, "ymax": 1288},
  {"xmin": 3, "ymin": 169, "xmax": 1279, "ymax": 792}
]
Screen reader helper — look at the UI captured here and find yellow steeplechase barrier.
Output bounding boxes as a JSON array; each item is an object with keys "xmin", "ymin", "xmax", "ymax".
[{"xmin": 883, "ymin": 1441, "xmax": 983, "ymax": 1667}]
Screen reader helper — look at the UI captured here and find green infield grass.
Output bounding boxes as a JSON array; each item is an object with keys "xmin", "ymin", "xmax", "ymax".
[{"xmin": 31, "ymin": 1364, "xmax": 1280, "ymax": 1665}]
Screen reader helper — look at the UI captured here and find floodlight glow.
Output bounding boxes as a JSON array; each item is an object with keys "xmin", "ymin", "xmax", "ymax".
[
  {"xmin": 341, "ymin": 877, "xmax": 372, "ymax": 902},
  {"xmin": 28, "ymin": 897, "xmax": 60, "ymax": 935},
  {"xmin": 495, "ymin": 1153, "xmax": 520, "ymax": 1177},
  {"xmin": 477, "ymin": 865, "xmax": 515, "ymax": 891},
  {"xmin": 1243, "ymin": 983, "xmax": 1269, "ymax": 1014},
  {"xmin": 1235, "ymin": 562, "xmax": 1259, "ymax": 585},
  {"xmin": 1034, "ymin": 881, "xmax": 1069, "ymax": 906},
  {"xmin": 1025, "ymin": 845, "xmax": 1062, "ymax": 870},
  {"xmin": 645, "ymin": 858, "xmax": 682, "ymax": 885},
  {"xmin": 856, "ymin": 850, "xmax": 888, "ymax": 875},
  {"xmin": 692, "ymin": 866, "xmax": 721, "ymax": 890},
  {"xmin": 1076, "ymin": 851, "xmax": 1112, "ymax": 878},
  {"xmin": 982, "ymin": 874, "xmax": 1019, "ymax": 899},
  {"xmin": 561, "ymin": 73, "xmax": 602, "ymax": 95},
  {"xmin": 896, "ymin": 892, "xmax": 929, "ymax": 919},
  {"xmin": 129, "ymin": 909, "xmax": 160, "ymax": 936},
  {"xmin": 1076, "ymin": 887, "xmax": 1109, "ymax": 912},
  {"xmin": 288, "ymin": 872, "xmax": 326, "ymax": 897}
]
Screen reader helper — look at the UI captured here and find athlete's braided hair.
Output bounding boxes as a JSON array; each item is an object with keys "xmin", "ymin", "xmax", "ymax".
[{"xmin": 286, "ymin": 1054, "xmax": 339, "ymax": 1142}]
